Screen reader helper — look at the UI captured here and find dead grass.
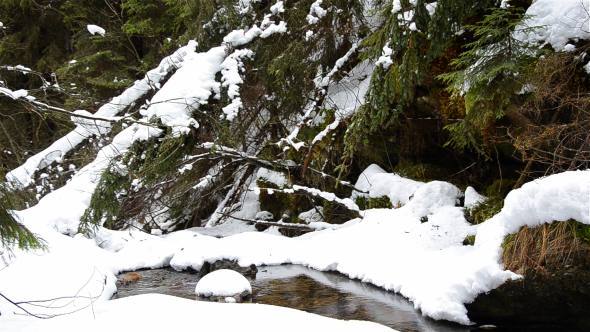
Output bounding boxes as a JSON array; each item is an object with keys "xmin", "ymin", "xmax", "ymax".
[{"xmin": 503, "ymin": 220, "xmax": 590, "ymax": 275}]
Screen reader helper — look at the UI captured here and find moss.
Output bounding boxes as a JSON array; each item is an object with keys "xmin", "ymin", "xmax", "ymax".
[
  {"xmin": 574, "ymin": 223, "xmax": 590, "ymax": 244},
  {"xmin": 485, "ymin": 178, "xmax": 517, "ymax": 197},
  {"xmin": 463, "ymin": 235, "xmax": 476, "ymax": 246},
  {"xmin": 466, "ymin": 196, "xmax": 503, "ymax": 225},
  {"xmin": 355, "ymin": 195, "xmax": 393, "ymax": 210},
  {"xmin": 393, "ymin": 160, "xmax": 448, "ymax": 182},
  {"xmin": 322, "ymin": 200, "xmax": 359, "ymax": 225}
]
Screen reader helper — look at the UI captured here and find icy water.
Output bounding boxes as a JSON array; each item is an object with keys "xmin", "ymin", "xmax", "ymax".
[{"xmin": 114, "ymin": 265, "xmax": 472, "ymax": 331}]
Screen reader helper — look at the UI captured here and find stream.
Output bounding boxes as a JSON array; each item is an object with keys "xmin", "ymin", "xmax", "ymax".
[{"xmin": 114, "ymin": 265, "xmax": 478, "ymax": 331}]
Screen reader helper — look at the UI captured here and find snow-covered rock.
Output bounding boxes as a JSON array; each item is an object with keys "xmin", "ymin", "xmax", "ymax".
[
  {"xmin": 353, "ymin": 164, "xmax": 424, "ymax": 206},
  {"xmin": 464, "ymin": 186, "xmax": 487, "ymax": 209},
  {"xmin": 195, "ymin": 269, "xmax": 252, "ymax": 298}
]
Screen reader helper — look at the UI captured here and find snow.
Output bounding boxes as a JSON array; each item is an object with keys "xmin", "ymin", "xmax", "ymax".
[
  {"xmin": 307, "ymin": 0, "xmax": 327, "ymax": 25},
  {"xmin": 2, "ymin": 165, "xmax": 589, "ymax": 327},
  {"xmin": 308, "ymin": 60, "xmax": 375, "ymax": 145},
  {"xmin": 221, "ymin": 49, "xmax": 253, "ymax": 100},
  {"xmin": 256, "ymin": 167, "xmax": 288, "ymax": 187},
  {"xmin": 515, "ymin": 0, "xmax": 590, "ymax": 51},
  {"xmin": 299, "ymin": 207, "xmax": 324, "ymax": 224},
  {"xmin": 2, "ymin": 294, "xmax": 395, "ymax": 332},
  {"xmin": 3, "ymin": 3, "xmax": 590, "ymax": 327},
  {"xmin": 0, "ymin": 88, "xmax": 28, "ymax": 99},
  {"xmin": 237, "ymin": 0, "xmax": 261, "ymax": 15},
  {"xmin": 6, "ymin": 41, "xmax": 198, "ymax": 187},
  {"xmin": 16, "ymin": 123, "xmax": 158, "ymax": 235},
  {"xmin": 142, "ymin": 46, "xmax": 225, "ymax": 135},
  {"xmin": 222, "ymin": 98, "xmax": 243, "ymax": 121},
  {"xmin": 259, "ymin": 21, "xmax": 288, "ymax": 38},
  {"xmin": 168, "ymin": 170, "xmax": 589, "ymax": 324},
  {"xmin": 220, "ymin": 48, "xmax": 253, "ymax": 120},
  {"xmin": 392, "ymin": 0, "xmax": 402, "ymax": 13},
  {"xmin": 318, "ymin": 42, "xmax": 359, "ymax": 88},
  {"xmin": 476, "ymin": 170, "xmax": 590, "ymax": 248},
  {"xmin": 353, "ymin": 164, "xmax": 424, "ymax": 207},
  {"xmin": 464, "ymin": 186, "xmax": 487, "ymax": 209},
  {"xmin": 195, "ymin": 269, "xmax": 252, "ymax": 297},
  {"xmin": 375, "ymin": 43, "xmax": 393, "ymax": 69},
  {"xmin": 86, "ymin": 24, "xmax": 106, "ymax": 37},
  {"xmin": 270, "ymin": 1, "xmax": 285, "ymax": 15},
  {"xmin": 291, "ymin": 185, "xmax": 359, "ymax": 211},
  {"xmin": 223, "ymin": 26, "xmax": 263, "ymax": 47},
  {"xmin": 323, "ymin": 60, "xmax": 374, "ymax": 118},
  {"xmin": 223, "ymin": 17, "xmax": 287, "ymax": 47}
]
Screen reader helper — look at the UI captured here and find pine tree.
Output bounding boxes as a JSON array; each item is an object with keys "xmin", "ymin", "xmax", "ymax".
[
  {"xmin": 439, "ymin": 6, "xmax": 539, "ymax": 154},
  {"xmin": 0, "ymin": 182, "xmax": 43, "ymax": 250}
]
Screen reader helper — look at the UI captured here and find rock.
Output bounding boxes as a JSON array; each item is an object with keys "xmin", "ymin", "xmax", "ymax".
[
  {"xmin": 255, "ymin": 211, "xmax": 274, "ymax": 221},
  {"xmin": 195, "ymin": 269, "xmax": 252, "ymax": 303},
  {"xmin": 467, "ymin": 267, "xmax": 590, "ymax": 330},
  {"xmin": 118, "ymin": 272, "xmax": 142, "ymax": 285},
  {"xmin": 197, "ymin": 259, "xmax": 257, "ymax": 279}
]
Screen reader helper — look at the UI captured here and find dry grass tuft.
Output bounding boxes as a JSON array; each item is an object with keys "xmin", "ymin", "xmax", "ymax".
[{"xmin": 503, "ymin": 220, "xmax": 590, "ymax": 275}]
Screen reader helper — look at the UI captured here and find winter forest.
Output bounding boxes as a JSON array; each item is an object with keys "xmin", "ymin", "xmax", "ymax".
[{"xmin": 0, "ymin": 0, "xmax": 589, "ymax": 331}]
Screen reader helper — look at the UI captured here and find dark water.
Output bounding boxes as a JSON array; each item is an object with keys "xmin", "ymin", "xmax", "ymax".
[{"xmin": 114, "ymin": 265, "xmax": 476, "ymax": 331}]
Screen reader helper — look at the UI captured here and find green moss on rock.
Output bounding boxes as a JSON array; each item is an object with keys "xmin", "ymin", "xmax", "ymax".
[{"xmin": 355, "ymin": 195, "xmax": 393, "ymax": 210}]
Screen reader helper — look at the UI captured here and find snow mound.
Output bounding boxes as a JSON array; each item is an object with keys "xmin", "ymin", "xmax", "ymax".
[
  {"xmin": 353, "ymin": 164, "xmax": 424, "ymax": 206},
  {"xmin": 476, "ymin": 170, "xmax": 590, "ymax": 250},
  {"xmin": 195, "ymin": 269, "xmax": 252, "ymax": 297},
  {"xmin": 516, "ymin": 0, "xmax": 590, "ymax": 51},
  {"xmin": 464, "ymin": 186, "xmax": 486, "ymax": 209}
]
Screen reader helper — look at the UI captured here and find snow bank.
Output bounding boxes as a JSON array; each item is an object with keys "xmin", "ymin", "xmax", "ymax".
[
  {"xmin": 2, "ymin": 294, "xmax": 395, "ymax": 332},
  {"xmin": 163, "ymin": 170, "xmax": 590, "ymax": 324},
  {"xmin": 2, "ymin": 169, "xmax": 588, "ymax": 326},
  {"xmin": 195, "ymin": 269, "xmax": 252, "ymax": 297},
  {"xmin": 353, "ymin": 164, "xmax": 424, "ymax": 206},
  {"xmin": 516, "ymin": 0, "xmax": 590, "ymax": 51},
  {"xmin": 476, "ymin": 170, "xmax": 590, "ymax": 251},
  {"xmin": 0, "ymin": 230, "xmax": 117, "ymax": 319}
]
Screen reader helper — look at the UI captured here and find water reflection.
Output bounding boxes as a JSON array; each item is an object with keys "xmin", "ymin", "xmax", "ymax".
[{"xmin": 254, "ymin": 265, "xmax": 469, "ymax": 332}]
